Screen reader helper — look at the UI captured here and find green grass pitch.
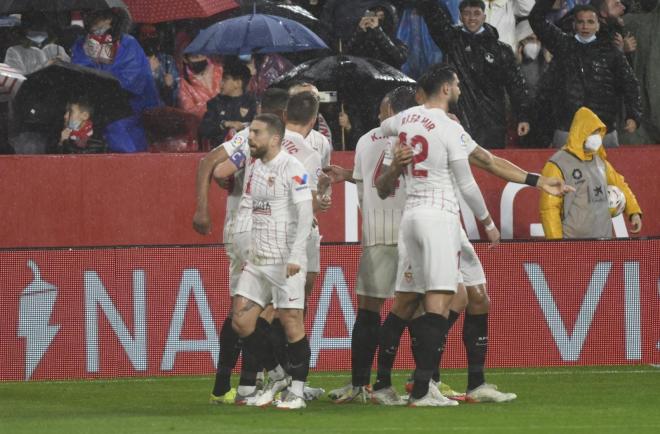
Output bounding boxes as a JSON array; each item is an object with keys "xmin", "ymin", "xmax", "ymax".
[{"xmin": 2, "ymin": 366, "xmax": 660, "ymax": 434}]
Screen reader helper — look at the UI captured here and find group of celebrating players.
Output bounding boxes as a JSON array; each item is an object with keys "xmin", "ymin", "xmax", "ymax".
[{"xmin": 192, "ymin": 64, "xmax": 571, "ymax": 409}]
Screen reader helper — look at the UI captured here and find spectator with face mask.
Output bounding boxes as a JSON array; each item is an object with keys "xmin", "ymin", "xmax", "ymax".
[
  {"xmin": 177, "ymin": 53, "xmax": 223, "ymax": 119},
  {"xmin": 71, "ymin": 8, "xmax": 161, "ymax": 152},
  {"xmin": 539, "ymin": 107, "xmax": 642, "ymax": 239},
  {"xmin": 529, "ymin": 0, "xmax": 642, "ymax": 148},
  {"xmin": 4, "ymin": 24, "xmax": 49, "ymax": 75}
]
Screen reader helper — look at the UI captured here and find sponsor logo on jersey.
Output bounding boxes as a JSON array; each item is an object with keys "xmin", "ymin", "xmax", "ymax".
[
  {"xmin": 253, "ymin": 200, "xmax": 272, "ymax": 215},
  {"xmin": 293, "ymin": 174, "xmax": 308, "ymax": 185}
]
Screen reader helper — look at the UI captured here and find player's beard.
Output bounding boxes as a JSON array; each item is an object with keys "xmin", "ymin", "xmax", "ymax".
[{"xmin": 249, "ymin": 142, "xmax": 267, "ymax": 159}]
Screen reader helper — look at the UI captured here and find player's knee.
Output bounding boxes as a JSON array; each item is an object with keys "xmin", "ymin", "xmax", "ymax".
[
  {"xmin": 466, "ymin": 284, "xmax": 490, "ymax": 313},
  {"xmin": 231, "ymin": 316, "xmax": 254, "ymax": 337}
]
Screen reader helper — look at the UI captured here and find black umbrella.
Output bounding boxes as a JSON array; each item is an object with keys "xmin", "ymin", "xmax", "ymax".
[
  {"xmin": 271, "ymin": 55, "xmax": 415, "ymax": 149},
  {"xmin": 14, "ymin": 61, "xmax": 133, "ymax": 132},
  {"xmin": 240, "ymin": 0, "xmax": 331, "ymax": 44},
  {"xmin": 0, "ymin": 0, "xmax": 127, "ymax": 14},
  {"xmin": 272, "ymin": 54, "xmax": 415, "ymax": 94}
]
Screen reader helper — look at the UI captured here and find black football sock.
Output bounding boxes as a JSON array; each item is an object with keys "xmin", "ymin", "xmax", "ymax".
[
  {"xmin": 374, "ymin": 312, "xmax": 408, "ymax": 391},
  {"xmin": 239, "ymin": 318, "xmax": 278, "ymax": 373},
  {"xmin": 432, "ymin": 310, "xmax": 460, "ymax": 383},
  {"xmin": 238, "ymin": 346, "xmax": 258, "ymax": 387},
  {"xmin": 463, "ymin": 312, "xmax": 488, "ymax": 391},
  {"xmin": 351, "ymin": 309, "xmax": 381, "ymax": 387},
  {"xmin": 409, "ymin": 313, "xmax": 448, "ymax": 400},
  {"xmin": 269, "ymin": 318, "xmax": 289, "ymax": 372},
  {"xmin": 286, "ymin": 335, "xmax": 311, "ymax": 383},
  {"xmin": 212, "ymin": 316, "xmax": 241, "ymax": 396}
]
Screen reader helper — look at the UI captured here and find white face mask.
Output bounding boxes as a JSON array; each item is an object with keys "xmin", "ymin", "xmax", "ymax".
[
  {"xmin": 575, "ymin": 33, "xmax": 597, "ymax": 44},
  {"xmin": 522, "ymin": 41, "xmax": 541, "ymax": 60},
  {"xmin": 27, "ymin": 31, "xmax": 48, "ymax": 45},
  {"xmin": 584, "ymin": 133, "xmax": 602, "ymax": 152}
]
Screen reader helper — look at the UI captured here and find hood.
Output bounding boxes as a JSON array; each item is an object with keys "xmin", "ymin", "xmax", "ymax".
[{"xmin": 564, "ymin": 107, "xmax": 608, "ymax": 161}]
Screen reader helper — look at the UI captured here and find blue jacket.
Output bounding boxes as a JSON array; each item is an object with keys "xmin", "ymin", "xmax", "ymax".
[{"xmin": 72, "ymin": 34, "xmax": 161, "ymax": 152}]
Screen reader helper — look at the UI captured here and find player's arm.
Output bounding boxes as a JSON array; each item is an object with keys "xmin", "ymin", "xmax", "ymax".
[
  {"xmin": 192, "ymin": 146, "xmax": 229, "ymax": 235},
  {"xmin": 450, "ymin": 158, "xmax": 500, "ymax": 247},
  {"xmin": 604, "ymin": 160, "xmax": 642, "ymax": 233},
  {"xmin": 468, "ymin": 145, "xmax": 574, "ymax": 196},
  {"xmin": 289, "ymin": 169, "xmax": 314, "ymax": 276}
]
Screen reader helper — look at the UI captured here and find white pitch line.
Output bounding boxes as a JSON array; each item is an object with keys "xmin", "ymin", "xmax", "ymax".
[{"xmin": 1, "ymin": 367, "xmax": 659, "ymax": 385}]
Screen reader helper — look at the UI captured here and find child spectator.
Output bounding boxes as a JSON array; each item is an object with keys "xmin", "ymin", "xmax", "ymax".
[{"xmin": 59, "ymin": 100, "xmax": 96, "ymax": 153}]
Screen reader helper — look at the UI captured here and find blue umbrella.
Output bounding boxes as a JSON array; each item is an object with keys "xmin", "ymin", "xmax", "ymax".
[{"xmin": 184, "ymin": 12, "xmax": 328, "ymax": 56}]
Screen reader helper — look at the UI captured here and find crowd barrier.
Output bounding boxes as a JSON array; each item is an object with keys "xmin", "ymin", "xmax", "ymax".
[
  {"xmin": 0, "ymin": 147, "xmax": 659, "ymax": 249},
  {"xmin": 2, "ymin": 239, "xmax": 659, "ymax": 381}
]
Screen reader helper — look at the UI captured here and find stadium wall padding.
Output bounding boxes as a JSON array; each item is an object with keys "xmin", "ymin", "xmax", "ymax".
[
  {"xmin": 2, "ymin": 240, "xmax": 659, "ymax": 381},
  {"xmin": 1, "ymin": 146, "xmax": 659, "ymax": 248}
]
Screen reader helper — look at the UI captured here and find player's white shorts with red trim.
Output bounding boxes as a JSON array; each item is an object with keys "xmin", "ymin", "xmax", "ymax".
[
  {"xmin": 395, "ymin": 208, "xmax": 461, "ymax": 294},
  {"xmin": 458, "ymin": 228, "xmax": 486, "ymax": 287},
  {"xmin": 235, "ymin": 262, "xmax": 306, "ymax": 310},
  {"xmin": 356, "ymin": 245, "xmax": 398, "ymax": 299}
]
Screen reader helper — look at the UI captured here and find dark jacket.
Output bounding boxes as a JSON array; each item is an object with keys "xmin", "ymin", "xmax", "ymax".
[
  {"xmin": 418, "ymin": 0, "xmax": 531, "ymax": 148},
  {"xmin": 345, "ymin": 1, "xmax": 408, "ymax": 68},
  {"xmin": 529, "ymin": 0, "xmax": 642, "ymax": 132},
  {"xmin": 198, "ymin": 93, "xmax": 256, "ymax": 147}
]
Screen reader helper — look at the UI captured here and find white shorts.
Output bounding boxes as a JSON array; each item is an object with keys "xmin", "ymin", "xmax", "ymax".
[
  {"xmin": 395, "ymin": 209, "xmax": 461, "ymax": 294},
  {"xmin": 306, "ymin": 225, "xmax": 321, "ymax": 273},
  {"xmin": 459, "ymin": 228, "xmax": 486, "ymax": 287},
  {"xmin": 226, "ymin": 230, "xmax": 251, "ymax": 295},
  {"xmin": 235, "ymin": 262, "xmax": 306, "ymax": 310},
  {"xmin": 356, "ymin": 245, "xmax": 398, "ymax": 299}
]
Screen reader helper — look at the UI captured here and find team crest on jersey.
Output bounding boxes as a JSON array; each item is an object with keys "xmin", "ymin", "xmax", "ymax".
[
  {"xmin": 404, "ymin": 269, "xmax": 414, "ymax": 283},
  {"xmin": 268, "ymin": 175, "xmax": 275, "ymax": 187},
  {"xmin": 293, "ymin": 174, "xmax": 308, "ymax": 185}
]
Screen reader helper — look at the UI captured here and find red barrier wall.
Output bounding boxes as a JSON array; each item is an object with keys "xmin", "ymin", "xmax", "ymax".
[
  {"xmin": 1, "ymin": 147, "xmax": 659, "ymax": 247},
  {"xmin": 2, "ymin": 240, "xmax": 659, "ymax": 381}
]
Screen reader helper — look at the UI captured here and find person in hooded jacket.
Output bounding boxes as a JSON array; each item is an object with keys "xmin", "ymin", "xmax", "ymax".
[
  {"xmin": 417, "ymin": 0, "xmax": 531, "ymax": 149},
  {"xmin": 71, "ymin": 8, "xmax": 161, "ymax": 153},
  {"xmin": 345, "ymin": 2, "xmax": 408, "ymax": 69},
  {"xmin": 539, "ymin": 107, "xmax": 642, "ymax": 239},
  {"xmin": 529, "ymin": 1, "xmax": 642, "ymax": 148}
]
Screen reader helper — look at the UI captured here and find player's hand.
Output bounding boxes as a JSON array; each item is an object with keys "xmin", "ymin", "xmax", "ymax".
[
  {"xmin": 322, "ymin": 165, "xmax": 347, "ymax": 183},
  {"xmin": 624, "ymin": 119, "xmax": 637, "ymax": 133},
  {"xmin": 629, "ymin": 213, "xmax": 642, "ymax": 234},
  {"xmin": 485, "ymin": 225, "xmax": 500, "ymax": 248},
  {"xmin": 319, "ymin": 194, "xmax": 332, "ymax": 212},
  {"xmin": 287, "ymin": 263, "xmax": 301, "ymax": 277},
  {"xmin": 539, "ymin": 176, "xmax": 575, "ymax": 196},
  {"xmin": 393, "ymin": 144, "xmax": 413, "ymax": 169},
  {"xmin": 517, "ymin": 122, "xmax": 530, "ymax": 137},
  {"xmin": 193, "ymin": 208, "xmax": 211, "ymax": 235}
]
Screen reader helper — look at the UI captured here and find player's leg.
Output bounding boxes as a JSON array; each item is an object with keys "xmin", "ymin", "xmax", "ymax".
[
  {"xmin": 273, "ymin": 270, "xmax": 310, "ymax": 409},
  {"xmin": 463, "ymin": 282, "xmax": 516, "ymax": 403},
  {"xmin": 407, "ymin": 211, "xmax": 460, "ymax": 407},
  {"xmin": 210, "ymin": 243, "xmax": 243, "ymax": 403}
]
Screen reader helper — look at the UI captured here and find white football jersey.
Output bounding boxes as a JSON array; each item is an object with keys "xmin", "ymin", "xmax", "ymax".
[
  {"xmin": 353, "ymin": 127, "xmax": 406, "ymax": 246},
  {"xmin": 250, "ymin": 150, "xmax": 313, "ymax": 265},
  {"xmin": 305, "ymin": 128, "xmax": 332, "ymax": 168},
  {"xmin": 380, "ymin": 105, "xmax": 470, "ymax": 214},
  {"xmin": 282, "ymin": 129, "xmax": 323, "ymax": 193},
  {"xmin": 219, "ymin": 128, "xmax": 250, "ymax": 241}
]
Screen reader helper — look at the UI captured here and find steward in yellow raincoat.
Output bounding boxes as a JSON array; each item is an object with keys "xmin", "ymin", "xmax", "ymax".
[{"xmin": 539, "ymin": 107, "xmax": 642, "ymax": 239}]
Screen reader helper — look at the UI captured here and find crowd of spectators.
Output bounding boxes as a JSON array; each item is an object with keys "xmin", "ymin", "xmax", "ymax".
[{"xmin": 1, "ymin": 0, "xmax": 659, "ymax": 154}]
